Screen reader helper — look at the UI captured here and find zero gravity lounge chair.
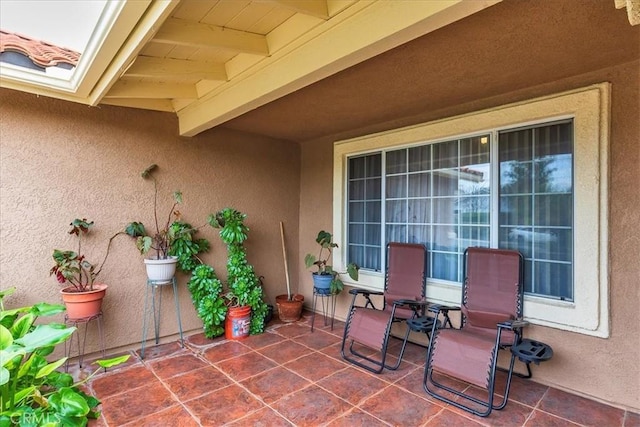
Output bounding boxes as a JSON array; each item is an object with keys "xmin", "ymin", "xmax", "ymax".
[
  {"xmin": 341, "ymin": 242, "xmax": 435, "ymax": 373},
  {"xmin": 423, "ymin": 247, "xmax": 527, "ymax": 417}
]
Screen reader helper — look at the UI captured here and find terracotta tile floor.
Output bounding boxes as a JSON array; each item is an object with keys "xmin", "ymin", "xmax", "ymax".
[{"xmin": 74, "ymin": 312, "xmax": 639, "ymax": 426}]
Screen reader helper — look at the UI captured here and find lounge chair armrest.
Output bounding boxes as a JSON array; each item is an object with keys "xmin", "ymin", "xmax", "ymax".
[
  {"xmin": 511, "ymin": 319, "xmax": 529, "ymax": 328},
  {"xmin": 428, "ymin": 304, "xmax": 460, "ymax": 314},
  {"xmin": 393, "ymin": 299, "xmax": 429, "ymax": 309},
  {"xmin": 498, "ymin": 319, "xmax": 529, "ymax": 330},
  {"xmin": 348, "ymin": 288, "xmax": 384, "ymax": 297}
]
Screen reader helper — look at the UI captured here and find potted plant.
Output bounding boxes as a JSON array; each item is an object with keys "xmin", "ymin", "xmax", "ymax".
[
  {"xmin": 124, "ymin": 164, "xmax": 231, "ymax": 340},
  {"xmin": 209, "ymin": 208, "xmax": 268, "ymax": 339},
  {"xmin": 50, "ymin": 218, "xmax": 119, "ymax": 319},
  {"xmin": 304, "ymin": 230, "xmax": 359, "ymax": 295},
  {"xmin": 0, "ymin": 287, "xmax": 129, "ymax": 425},
  {"xmin": 125, "ymin": 164, "xmax": 193, "ymax": 282}
]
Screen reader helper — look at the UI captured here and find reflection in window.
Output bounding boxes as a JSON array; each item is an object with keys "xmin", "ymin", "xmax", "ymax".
[
  {"xmin": 499, "ymin": 121, "xmax": 573, "ymax": 300},
  {"xmin": 348, "ymin": 154, "xmax": 382, "ymax": 271},
  {"xmin": 348, "ymin": 135, "xmax": 491, "ymax": 282}
]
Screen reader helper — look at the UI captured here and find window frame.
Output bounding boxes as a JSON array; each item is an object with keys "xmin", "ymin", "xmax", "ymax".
[{"xmin": 333, "ymin": 83, "xmax": 610, "ymax": 338}]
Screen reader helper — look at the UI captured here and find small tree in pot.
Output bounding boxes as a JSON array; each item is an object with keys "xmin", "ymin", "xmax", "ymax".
[{"xmin": 305, "ymin": 230, "xmax": 359, "ymax": 295}]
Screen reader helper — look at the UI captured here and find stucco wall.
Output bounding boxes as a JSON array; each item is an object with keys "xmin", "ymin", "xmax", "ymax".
[
  {"xmin": 298, "ymin": 60, "xmax": 640, "ymax": 411},
  {"xmin": 0, "ymin": 89, "xmax": 301, "ymax": 353}
]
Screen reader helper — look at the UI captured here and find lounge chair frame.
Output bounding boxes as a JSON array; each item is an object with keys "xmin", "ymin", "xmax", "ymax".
[
  {"xmin": 341, "ymin": 242, "xmax": 432, "ymax": 373},
  {"xmin": 423, "ymin": 247, "xmax": 528, "ymax": 417}
]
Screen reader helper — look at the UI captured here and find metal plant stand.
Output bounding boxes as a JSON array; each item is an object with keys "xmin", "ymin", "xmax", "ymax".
[
  {"xmin": 311, "ymin": 287, "xmax": 337, "ymax": 332},
  {"xmin": 140, "ymin": 277, "xmax": 184, "ymax": 359},
  {"xmin": 64, "ymin": 312, "xmax": 105, "ymax": 371}
]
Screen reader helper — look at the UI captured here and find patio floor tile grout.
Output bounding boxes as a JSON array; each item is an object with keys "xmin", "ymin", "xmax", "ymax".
[{"xmin": 74, "ymin": 314, "xmax": 637, "ymax": 426}]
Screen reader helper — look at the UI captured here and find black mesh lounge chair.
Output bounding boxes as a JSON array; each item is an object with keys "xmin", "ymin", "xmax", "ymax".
[
  {"xmin": 423, "ymin": 247, "xmax": 528, "ymax": 417},
  {"xmin": 341, "ymin": 242, "xmax": 434, "ymax": 373}
]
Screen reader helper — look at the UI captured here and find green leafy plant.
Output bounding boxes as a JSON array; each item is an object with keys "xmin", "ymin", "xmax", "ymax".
[
  {"xmin": 124, "ymin": 164, "xmax": 186, "ymax": 259},
  {"xmin": 172, "ymin": 226, "xmax": 226, "ymax": 339},
  {"xmin": 123, "ymin": 165, "xmax": 269, "ymax": 338},
  {"xmin": 50, "ymin": 219, "xmax": 120, "ymax": 292},
  {"xmin": 0, "ymin": 287, "xmax": 129, "ymax": 426},
  {"xmin": 304, "ymin": 230, "xmax": 359, "ymax": 294},
  {"xmin": 209, "ymin": 208, "xmax": 267, "ymax": 334},
  {"xmin": 187, "ymin": 265, "xmax": 227, "ymax": 338},
  {"xmin": 169, "ymin": 221, "xmax": 210, "ymax": 272},
  {"xmin": 124, "ymin": 164, "xmax": 232, "ymax": 339},
  {"xmin": 124, "ymin": 165, "xmax": 214, "ymax": 266}
]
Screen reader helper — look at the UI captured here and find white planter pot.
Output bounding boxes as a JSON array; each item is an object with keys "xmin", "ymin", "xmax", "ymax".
[{"xmin": 143, "ymin": 257, "xmax": 178, "ymax": 283}]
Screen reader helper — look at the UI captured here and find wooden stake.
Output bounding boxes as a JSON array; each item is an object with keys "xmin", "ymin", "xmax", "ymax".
[{"xmin": 280, "ymin": 221, "xmax": 292, "ymax": 300}]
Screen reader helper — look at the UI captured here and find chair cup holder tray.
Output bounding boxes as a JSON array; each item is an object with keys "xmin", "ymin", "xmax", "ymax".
[
  {"xmin": 406, "ymin": 316, "xmax": 438, "ymax": 333},
  {"xmin": 511, "ymin": 339, "xmax": 553, "ymax": 365}
]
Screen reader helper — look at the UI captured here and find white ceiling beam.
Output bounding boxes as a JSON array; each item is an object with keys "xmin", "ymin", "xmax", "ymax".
[
  {"xmin": 100, "ymin": 97, "xmax": 175, "ymax": 112},
  {"xmin": 105, "ymin": 81, "xmax": 197, "ymax": 99},
  {"xmin": 177, "ymin": 0, "xmax": 502, "ymax": 137},
  {"xmin": 153, "ymin": 18, "xmax": 270, "ymax": 55},
  {"xmin": 125, "ymin": 56, "xmax": 228, "ymax": 81},
  {"xmin": 256, "ymin": 0, "xmax": 329, "ymax": 19},
  {"xmin": 87, "ymin": 0, "xmax": 180, "ymax": 105}
]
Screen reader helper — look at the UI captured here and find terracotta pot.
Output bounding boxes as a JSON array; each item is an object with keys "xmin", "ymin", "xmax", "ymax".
[
  {"xmin": 225, "ymin": 305, "xmax": 251, "ymax": 340},
  {"xmin": 275, "ymin": 294, "xmax": 304, "ymax": 323},
  {"xmin": 60, "ymin": 283, "xmax": 107, "ymax": 320}
]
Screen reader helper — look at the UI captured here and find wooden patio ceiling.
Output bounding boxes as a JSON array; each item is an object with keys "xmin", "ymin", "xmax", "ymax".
[{"xmin": 0, "ymin": 0, "xmax": 499, "ymax": 137}]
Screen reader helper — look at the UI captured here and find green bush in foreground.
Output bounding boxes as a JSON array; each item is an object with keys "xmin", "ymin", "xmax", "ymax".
[{"xmin": 0, "ymin": 287, "xmax": 128, "ymax": 426}]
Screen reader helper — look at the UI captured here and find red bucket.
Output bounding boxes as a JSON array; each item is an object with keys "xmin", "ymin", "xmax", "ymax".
[{"xmin": 225, "ymin": 305, "xmax": 251, "ymax": 340}]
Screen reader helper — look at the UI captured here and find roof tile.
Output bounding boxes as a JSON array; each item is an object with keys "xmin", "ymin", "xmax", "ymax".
[{"xmin": 0, "ymin": 30, "xmax": 80, "ymax": 67}]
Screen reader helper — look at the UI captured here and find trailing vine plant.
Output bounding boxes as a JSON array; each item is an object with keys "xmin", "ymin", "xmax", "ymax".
[{"xmin": 210, "ymin": 208, "xmax": 267, "ymax": 335}]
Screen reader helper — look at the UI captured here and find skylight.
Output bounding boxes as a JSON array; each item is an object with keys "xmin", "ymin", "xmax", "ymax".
[
  {"xmin": 0, "ymin": 0, "xmax": 108, "ymax": 92},
  {"xmin": 0, "ymin": 0, "xmax": 105, "ymax": 52}
]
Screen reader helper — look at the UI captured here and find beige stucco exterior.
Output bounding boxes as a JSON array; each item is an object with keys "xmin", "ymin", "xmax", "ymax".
[
  {"xmin": 0, "ymin": 92, "xmax": 301, "ymax": 353},
  {"xmin": 298, "ymin": 60, "xmax": 640, "ymax": 411},
  {"xmin": 1, "ymin": 0, "xmax": 638, "ymax": 414}
]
